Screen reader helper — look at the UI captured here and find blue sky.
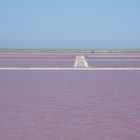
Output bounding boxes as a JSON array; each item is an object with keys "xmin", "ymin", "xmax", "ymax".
[{"xmin": 0, "ymin": 0, "xmax": 140, "ymax": 49}]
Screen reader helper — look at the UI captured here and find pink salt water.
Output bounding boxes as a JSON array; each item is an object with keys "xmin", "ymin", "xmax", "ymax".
[{"xmin": 0, "ymin": 70, "xmax": 140, "ymax": 140}]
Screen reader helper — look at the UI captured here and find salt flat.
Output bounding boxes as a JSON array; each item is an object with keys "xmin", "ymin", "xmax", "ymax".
[{"xmin": 0, "ymin": 53, "xmax": 140, "ymax": 140}]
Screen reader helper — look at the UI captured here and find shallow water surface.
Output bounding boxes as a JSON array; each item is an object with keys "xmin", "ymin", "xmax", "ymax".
[{"xmin": 0, "ymin": 71, "xmax": 140, "ymax": 140}]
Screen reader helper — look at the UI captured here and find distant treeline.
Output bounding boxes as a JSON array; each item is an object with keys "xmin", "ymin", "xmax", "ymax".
[{"xmin": 0, "ymin": 49, "xmax": 140, "ymax": 53}]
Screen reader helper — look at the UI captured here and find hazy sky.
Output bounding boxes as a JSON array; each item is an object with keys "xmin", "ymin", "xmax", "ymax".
[{"xmin": 0, "ymin": 0, "xmax": 140, "ymax": 49}]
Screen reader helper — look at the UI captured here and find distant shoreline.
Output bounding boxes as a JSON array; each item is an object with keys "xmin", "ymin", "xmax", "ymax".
[{"xmin": 0, "ymin": 49, "xmax": 140, "ymax": 54}]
